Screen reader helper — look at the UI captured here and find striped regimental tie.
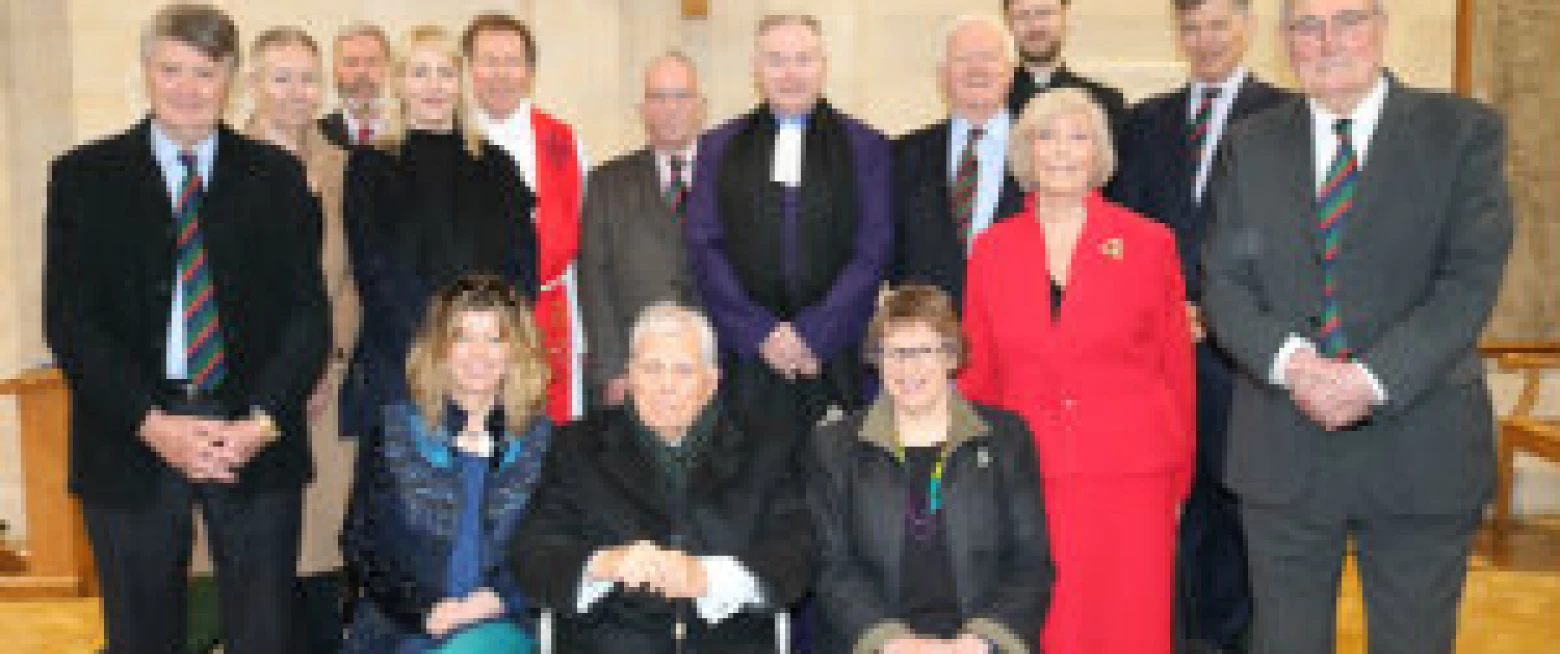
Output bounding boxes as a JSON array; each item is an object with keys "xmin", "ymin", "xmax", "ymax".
[
  {"xmin": 176, "ymin": 152, "xmax": 228, "ymax": 391},
  {"xmin": 1316, "ymin": 118, "xmax": 1359, "ymax": 359},
  {"xmin": 950, "ymin": 126, "xmax": 984, "ymax": 249}
]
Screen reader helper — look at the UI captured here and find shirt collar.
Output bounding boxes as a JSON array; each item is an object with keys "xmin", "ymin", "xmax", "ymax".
[
  {"xmin": 150, "ymin": 120, "xmax": 217, "ymax": 170},
  {"xmin": 951, "ymin": 109, "xmax": 1012, "ymax": 140},
  {"xmin": 1191, "ymin": 66, "xmax": 1248, "ymax": 100},
  {"xmin": 1307, "ymin": 72, "xmax": 1389, "ymax": 129}
]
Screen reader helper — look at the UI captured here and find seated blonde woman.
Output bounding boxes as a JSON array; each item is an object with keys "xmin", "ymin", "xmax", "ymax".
[{"xmin": 342, "ymin": 274, "xmax": 550, "ymax": 654}]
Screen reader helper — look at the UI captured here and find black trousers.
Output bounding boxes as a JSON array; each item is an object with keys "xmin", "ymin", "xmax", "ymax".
[{"xmin": 83, "ymin": 473, "xmax": 303, "ymax": 654}]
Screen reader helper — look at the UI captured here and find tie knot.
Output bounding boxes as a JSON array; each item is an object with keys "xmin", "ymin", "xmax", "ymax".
[
  {"xmin": 178, "ymin": 151, "xmax": 198, "ymax": 172},
  {"xmin": 1333, "ymin": 118, "xmax": 1354, "ymax": 138},
  {"xmin": 969, "ymin": 126, "xmax": 986, "ymax": 143},
  {"xmin": 1200, "ymin": 87, "xmax": 1221, "ymax": 103},
  {"xmin": 669, "ymin": 155, "xmax": 685, "ymax": 174}
]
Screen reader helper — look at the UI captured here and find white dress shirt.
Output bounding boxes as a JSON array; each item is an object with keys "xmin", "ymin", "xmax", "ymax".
[
  {"xmin": 654, "ymin": 144, "xmax": 698, "ymax": 191},
  {"xmin": 1269, "ymin": 74, "xmax": 1391, "ymax": 403}
]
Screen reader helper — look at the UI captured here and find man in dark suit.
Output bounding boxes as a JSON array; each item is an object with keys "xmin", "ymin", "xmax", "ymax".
[
  {"xmin": 510, "ymin": 303, "xmax": 814, "ymax": 652},
  {"xmin": 318, "ymin": 22, "xmax": 388, "ymax": 148},
  {"xmin": 580, "ymin": 52, "xmax": 707, "ymax": 408},
  {"xmin": 43, "ymin": 6, "xmax": 329, "ymax": 653},
  {"xmin": 893, "ymin": 14, "xmax": 1026, "ymax": 307},
  {"xmin": 1201, "ymin": 1, "xmax": 1513, "ymax": 652},
  {"xmin": 1109, "ymin": 1, "xmax": 1293, "ymax": 650},
  {"xmin": 1002, "ymin": 0, "xmax": 1127, "ymax": 134}
]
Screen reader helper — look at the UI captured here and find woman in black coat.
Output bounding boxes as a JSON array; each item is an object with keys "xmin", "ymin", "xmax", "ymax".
[
  {"xmin": 339, "ymin": 25, "xmax": 537, "ymax": 440},
  {"xmin": 808, "ymin": 285, "xmax": 1054, "ymax": 653}
]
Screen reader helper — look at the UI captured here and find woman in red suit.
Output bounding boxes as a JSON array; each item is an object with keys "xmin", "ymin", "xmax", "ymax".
[{"xmin": 960, "ymin": 87, "xmax": 1194, "ymax": 654}]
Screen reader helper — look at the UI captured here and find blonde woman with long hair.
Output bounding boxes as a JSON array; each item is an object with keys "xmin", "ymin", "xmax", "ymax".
[
  {"xmin": 339, "ymin": 25, "xmax": 539, "ymax": 446},
  {"xmin": 342, "ymin": 274, "xmax": 550, "ymax": 653}
]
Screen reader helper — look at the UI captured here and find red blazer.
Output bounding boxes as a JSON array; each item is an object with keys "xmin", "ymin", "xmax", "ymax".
[{"xmin": 960, "ymin": 192, "xmax": 1194, "ymax": 489}]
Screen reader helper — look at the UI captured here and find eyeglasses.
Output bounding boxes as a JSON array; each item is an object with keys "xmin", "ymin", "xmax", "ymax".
[
  {"xmin": 872, "ymin": 345, "xmax": 954, "ymax": 364},
  {"xmin": 1285, "ymin": 9, "xmax": 1378, "ymax": 42},
  {"xmin": 645, "ymin": 89, "xmax": 698, "ymax": 102}
]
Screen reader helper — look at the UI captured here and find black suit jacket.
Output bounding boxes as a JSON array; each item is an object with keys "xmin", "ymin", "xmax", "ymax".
[
  {"xmin": 891, "ymin": 119, "xmax": 1026, "ymax": 306},
  {"xmin": 318, "ymin": 111, "xmax": 351, "ymax": 149},
  {"xmin": 1007, "ymin": 64, "xmax": 1127, "ymax": 139},
  {"xmin": 508, "ymin": 400, "xmax": 815, "ymax": 652},
  {"xmin": 1112, "ymin": 75, "xmax": 1294, "ymax": 298},
  {"xmin": 44, "ymin": 118, "xmax": 330, "ymax": 506}
]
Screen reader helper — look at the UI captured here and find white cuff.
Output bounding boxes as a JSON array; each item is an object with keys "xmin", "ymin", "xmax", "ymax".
[
  {"xmin": 693, "ymin": 555, "xmax": 766, "ymax": 625},
  {"xmin": 1269, "ymin": 334, "xmax": 1316, "ymax": 387},
  {"xmin": 1353, "ymin": 362, "xmax": 1389, "ymax": 405},
  {"xmin": 576, "ymin": 557, "xmax": 617, "ymax": 614}
]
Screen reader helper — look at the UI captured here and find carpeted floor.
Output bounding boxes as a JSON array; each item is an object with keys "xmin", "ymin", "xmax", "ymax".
[{"xmin": 2, "ymin": 518, "xmax": 1557, "ymax": 653}]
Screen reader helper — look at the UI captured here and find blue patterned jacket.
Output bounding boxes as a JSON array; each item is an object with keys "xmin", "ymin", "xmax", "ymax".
[{"xmin": 342, "ymin": 401, "xmax": 551, "ymax": 651}]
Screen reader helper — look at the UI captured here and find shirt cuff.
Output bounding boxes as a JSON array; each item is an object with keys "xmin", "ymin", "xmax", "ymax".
[
  {"xmin": 1269, "ymin": 334, "xmax": 1316, "ymax": 387},
  {"xmin": 1353, "ymin": 362, "xmax": 1389, "ymax": 405},
  {"xmin": 576, "ymin": 556, "xmax": 617, "ymax": 614},
  {"xmin": 693, "ymin": 555, "xmax": 765, "ymax": 625}
]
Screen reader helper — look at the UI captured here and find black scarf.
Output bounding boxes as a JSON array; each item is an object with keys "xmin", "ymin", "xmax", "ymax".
[{"xmin": 714, "ymin": 101, "xmax": 860, "ymax": 318}]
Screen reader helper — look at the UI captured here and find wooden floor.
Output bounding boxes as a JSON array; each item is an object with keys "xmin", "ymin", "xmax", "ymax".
[{"xmin": 2, "ymin": 518, "xmax": 1557, "ymax": 653}]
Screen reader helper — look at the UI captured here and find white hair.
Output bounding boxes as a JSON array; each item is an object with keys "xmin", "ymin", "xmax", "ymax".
[
  {"xmin": 938, "ymin": 14, "xmax": 1018, "ymax": 67},
  {"xmin": 1280, "ymin": 0, "xmax": 1386, "ymax": 21},
  {"xmin": 629, "ymin": 302, "xmax": 719, "ymax": 367}
]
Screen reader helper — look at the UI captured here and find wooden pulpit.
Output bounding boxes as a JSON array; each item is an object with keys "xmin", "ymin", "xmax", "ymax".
[{"xmin": 0, "ymin": 367, "xmax": 95, "ymax": 598}]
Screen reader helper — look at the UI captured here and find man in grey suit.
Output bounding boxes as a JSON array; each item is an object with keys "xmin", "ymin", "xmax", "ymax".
[
  {"xmin": 579, "ymin": 52, "xmax": 707, "ymax": 406},
  {"xmin": 1201, "ymin": 1, "xmax": 1513, "ymax": 653}
]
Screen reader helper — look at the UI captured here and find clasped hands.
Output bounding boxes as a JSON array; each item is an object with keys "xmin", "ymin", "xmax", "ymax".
[
  {"xmin": 882, "ymin": 634, "xmax": 992, "ymax": 654},
  {"xmin": 425, "ymin": 588, "xmax": 505, "ymax": 637},
  {"xmin": 1284, "ymin": 348, "xmax": 1378, "ymax": 431},
  {"xmin": 760, "ymin": 322, "xmax": 819, "ymax": 380},
  {"xmin": 138, "ymin": 408, "xmax": 275, "ymax": 483},
  {"xmin": 588, "ymin": 540, "xmax": 709, "ymax": 600}
]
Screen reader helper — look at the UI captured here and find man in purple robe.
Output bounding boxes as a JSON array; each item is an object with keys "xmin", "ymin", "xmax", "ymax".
[{"xmin": 684, "ymin": 13, "xmax": 892, "ymax": 435}]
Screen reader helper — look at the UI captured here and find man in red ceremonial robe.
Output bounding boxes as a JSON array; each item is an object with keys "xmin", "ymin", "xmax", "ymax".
[{"xmin": 463, "ymin": 13, "xmax": 590, "ymax": 422}]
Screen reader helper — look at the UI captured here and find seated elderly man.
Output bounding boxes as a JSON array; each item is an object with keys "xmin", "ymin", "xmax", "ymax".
[{"xmin": 508, "ymin": 301, "xmax": 814, "ymax": 652}]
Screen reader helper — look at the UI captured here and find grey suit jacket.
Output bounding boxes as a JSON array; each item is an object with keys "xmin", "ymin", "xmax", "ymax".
[
  {"xmin": 578, "ymin": 147, "xmax": 700, "ymax": 391},
  {"xmin": 1201, "ymin": 79, "xmax": 1513, "ymax": 514}
]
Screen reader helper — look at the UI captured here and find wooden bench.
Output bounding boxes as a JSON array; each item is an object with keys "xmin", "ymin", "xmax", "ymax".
[{"xmin": 0, "ymin": 368, "xmax": 95, "ymax": 598}]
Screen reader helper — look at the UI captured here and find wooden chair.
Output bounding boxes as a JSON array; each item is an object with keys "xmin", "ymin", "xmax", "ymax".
[{"xmin": 1491, "ymin": 350, "xmax": 1560, "ymax": 542}]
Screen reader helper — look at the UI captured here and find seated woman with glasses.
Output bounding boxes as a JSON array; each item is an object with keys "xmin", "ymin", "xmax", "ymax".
[
  {"xmin": 808, "ymin": 284, "xmax": 1053, "ymax": 653},
  {"xmin": 342, "ymin": 274, "xmax": 550, "ymax": 654}
]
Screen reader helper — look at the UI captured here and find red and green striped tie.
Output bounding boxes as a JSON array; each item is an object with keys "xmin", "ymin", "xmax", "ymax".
[
  {"xmin": 1316, "ymin": 119, "xmax": 1358, "ymax": 359},
  {"xmin": 176, "ymin": 152, "xmax": 227, "ymax": 391},
  {"xmin": 1188, "ymin": 87, "xmax": 1219, "ymax": 166},
  {"xmin": 950, "ymin": 126, "xmax": 984, "ymax": 248}
]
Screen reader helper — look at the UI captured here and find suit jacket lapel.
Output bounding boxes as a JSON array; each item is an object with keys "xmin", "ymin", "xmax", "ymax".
[
  {"xmin": 1344, "ymin": 80, "xmax": 1415, "ymax": 264},
  {"xmin": 1272, "ymin": 102, "xmax": 1325, "ymax": 260},
  {"xmin": 930, "ymin": 121, "xmax": 959, "ymax": 235},
  {"xmin": 127, "ymin": 119, "xmax": 180, "ymax": 267},
  {"xmin": 203, "ymin": 124, "xmax": 247, "ymax": 230},
  {"xmin": 630, "ymin": 148, "xmax": 683, "ymax": 245}
]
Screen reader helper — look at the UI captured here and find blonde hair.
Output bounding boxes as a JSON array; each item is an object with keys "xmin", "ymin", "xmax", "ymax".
[
  {"xmin": 375, "ymin": 25, "xmax": 485, "ymax": 157},
  {"xmin": 406, "ymin": 274, "xmax": 548, "ymax": 434},
  {"xmin": 1009, "ymin": 87, "xmax": 1117, "ymax": 191}
]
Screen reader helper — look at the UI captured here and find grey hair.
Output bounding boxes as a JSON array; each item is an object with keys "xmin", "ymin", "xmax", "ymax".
[
  {"xmin": 938, "ymin": 14, "xmax": 1018, "ymax": 67},
  {"xmin": 1174, "ymin": 0, "xmax": 1252, "ymax": 12},
  {"xmin": 1279, "ymin": 0, "xmax": 1386, "ymax": 20},
  {"xmin": 629, "ymin": 302, "xmax": 720, "ymax": 367},
  {"xmin": 334, "ymin": 21, "xmax": 390, "ymax": 52},
  {"xmin": 140, "ymin": 3, "xmax": 240, "ymax": 70},
  {"xmin": 756, "ymin": 14, "xmax": 823, "ymax": 39},
  {"xmin": 645, "ymin": 49, "xmax": 700, "ymax": 80}
]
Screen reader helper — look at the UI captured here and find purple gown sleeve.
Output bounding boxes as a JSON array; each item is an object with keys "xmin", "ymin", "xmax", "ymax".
[{"xmin": 684, "ymin": 126, "xmax": 780, "ymax": 356}]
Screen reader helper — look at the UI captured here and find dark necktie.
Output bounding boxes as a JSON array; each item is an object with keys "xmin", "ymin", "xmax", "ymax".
[
  {"xmin": 666, "ymin": 154, "xmax": 689, "ymax": 220},
  {"xmin": 1316, "ymin": 118, "xmax": 1359, "ymax": 359},
  {"xmin": 1188, "ymin": 86, "xmax": 1220, "ymax": 166},
  {"xmin": 176, "ymin": 152, "xmax": 227, "ymax": 390},
  {"xmin": 951, "ymin": 126, "xmax": 985, "ymax": 248}
]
